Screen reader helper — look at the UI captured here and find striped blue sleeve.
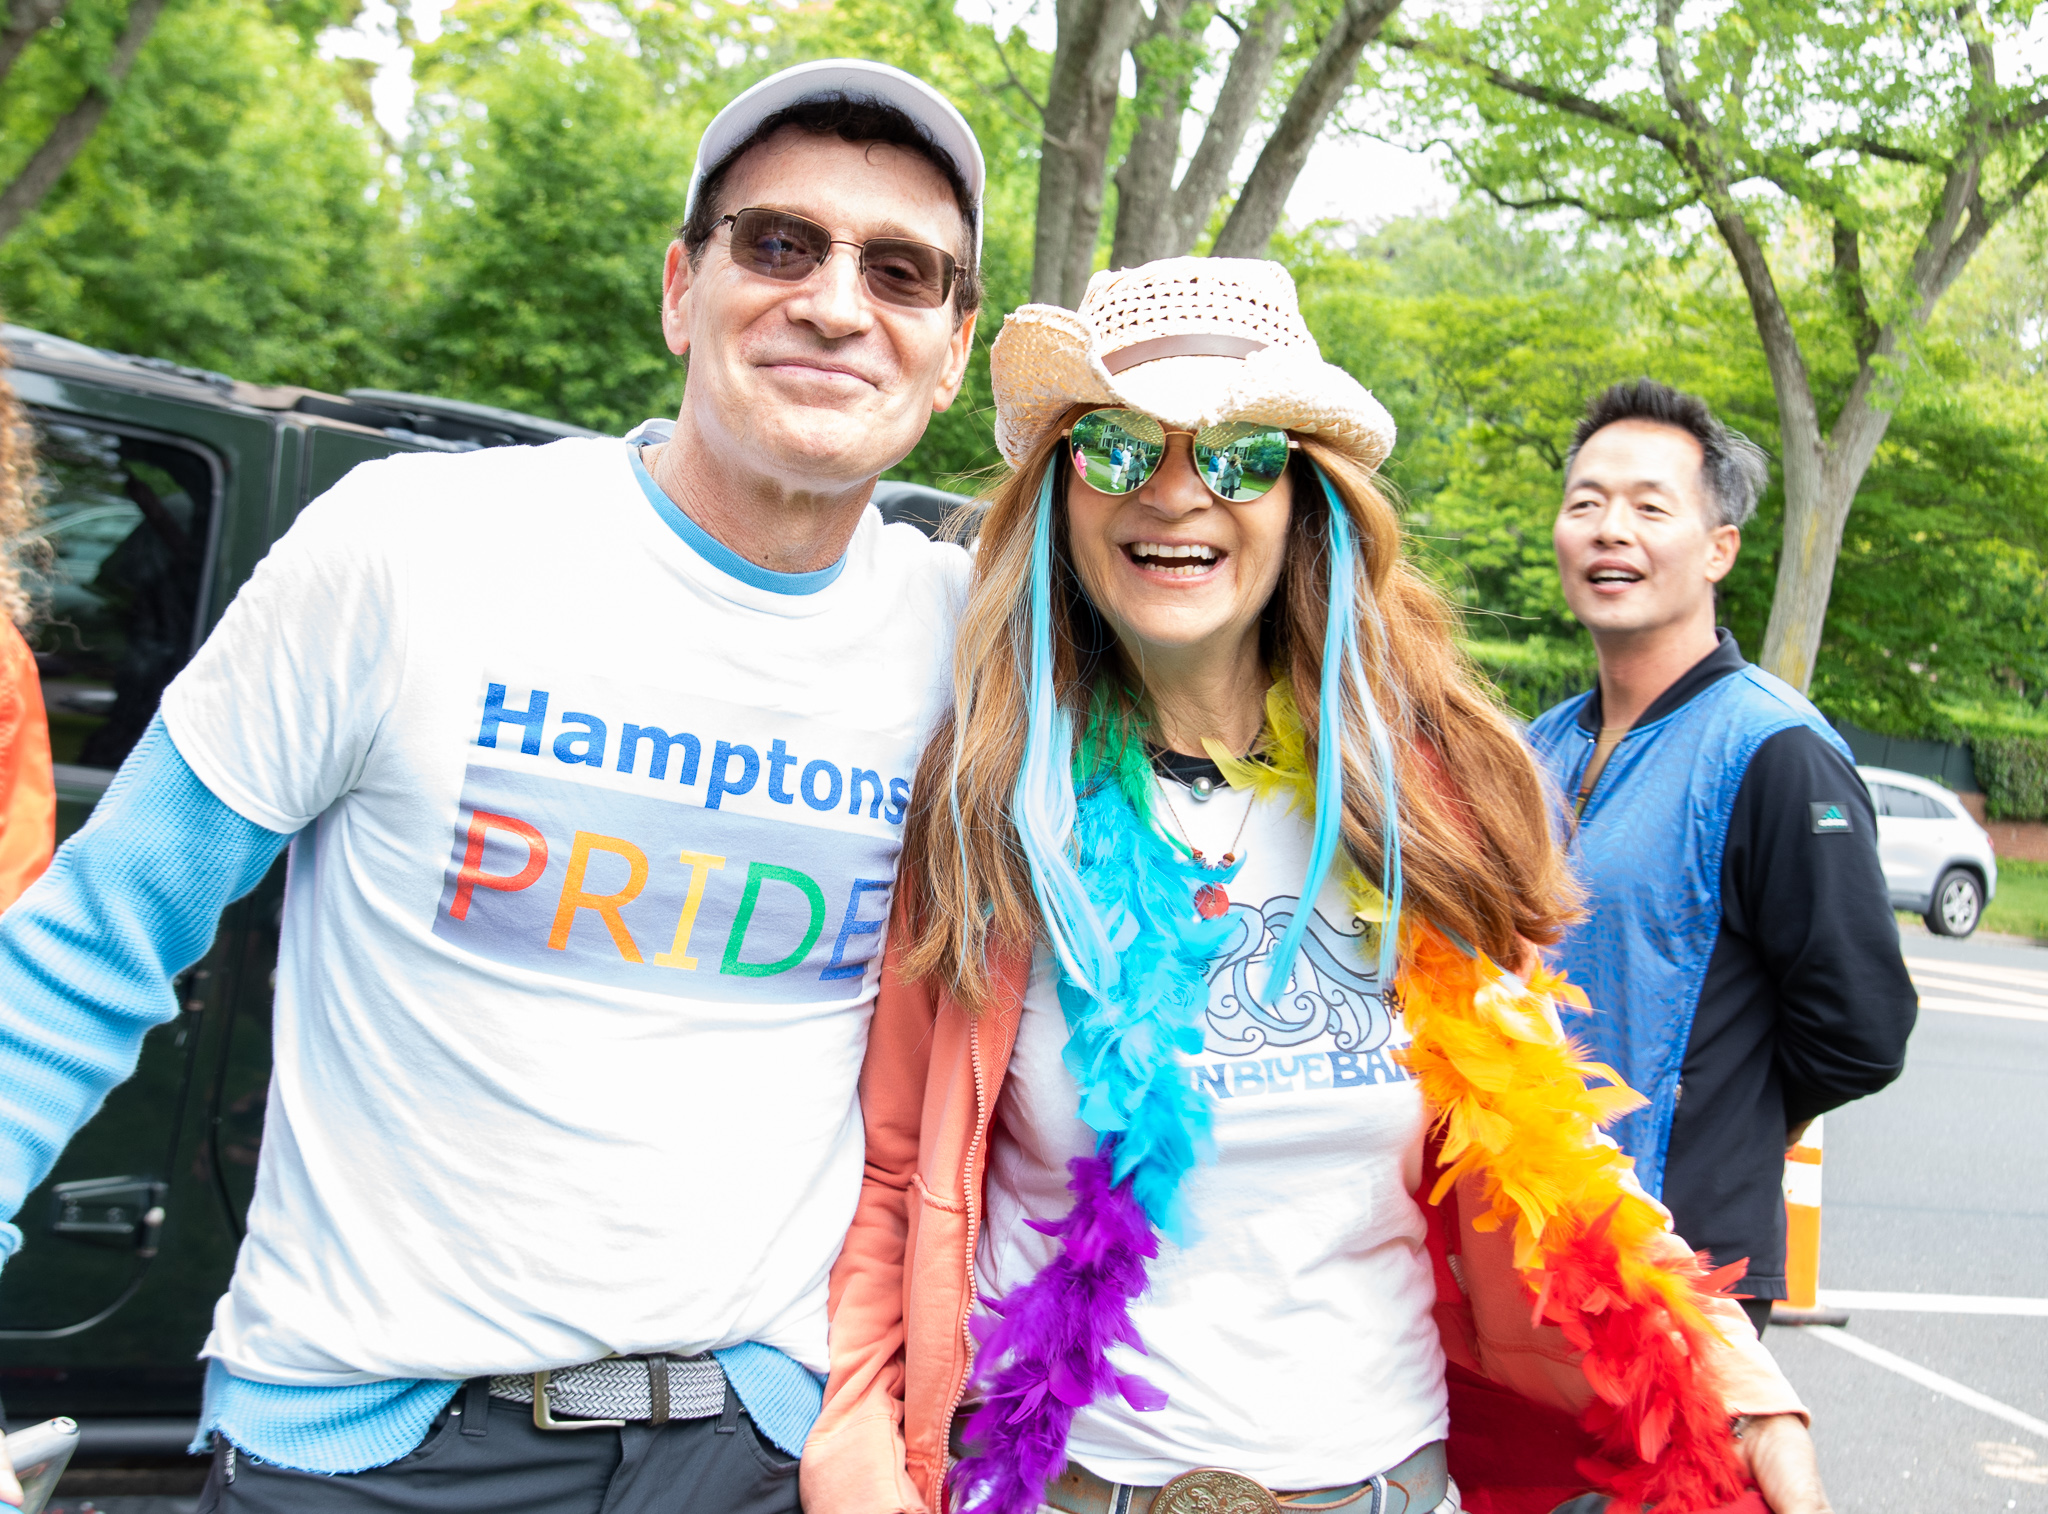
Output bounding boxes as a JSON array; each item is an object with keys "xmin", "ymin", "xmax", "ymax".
[{"xmin": 0, "ymin": 714, "xmax": 291, "ymax": 1261}]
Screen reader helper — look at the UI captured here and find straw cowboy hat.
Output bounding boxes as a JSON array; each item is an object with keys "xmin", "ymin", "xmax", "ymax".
[{"xmin": 989, "ymin": 257, "xmax": 1396, "ymax": 472}]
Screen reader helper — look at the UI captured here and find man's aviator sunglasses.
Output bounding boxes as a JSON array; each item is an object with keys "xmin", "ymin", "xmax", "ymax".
[
  {"xmin": 716, "ymin": 207, "xmax": 957, "ymax": 310},
  {"xmin": 1064, "ymin": 408, "xmax": 1299, "ymax": 505}
]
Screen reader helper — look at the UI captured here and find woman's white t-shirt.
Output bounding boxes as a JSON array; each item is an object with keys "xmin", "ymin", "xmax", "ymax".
[{"xmin": 978, "ymin": 771, "xmax": 1448, "ymax": 1488}]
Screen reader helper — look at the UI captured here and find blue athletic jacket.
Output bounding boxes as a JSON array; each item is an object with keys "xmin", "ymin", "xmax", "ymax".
[{"xmin": 1528, "ymin": 646, "xmax": 1855, "ymax": 1197}]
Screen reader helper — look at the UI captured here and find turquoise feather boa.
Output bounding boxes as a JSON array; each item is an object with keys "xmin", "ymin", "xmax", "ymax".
[{"xmin": 1058, "ymin": 760, "xmax": 1238, "ymax": 1235}]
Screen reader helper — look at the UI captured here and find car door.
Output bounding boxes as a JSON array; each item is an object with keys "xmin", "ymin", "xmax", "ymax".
[
  {"xmin": 0, "ymin": 402, "xmax": 260, "ymax": 1417},
  {"xmin": 1871, "ymin": 781, "xmax": 1950, "ymax": 903}
]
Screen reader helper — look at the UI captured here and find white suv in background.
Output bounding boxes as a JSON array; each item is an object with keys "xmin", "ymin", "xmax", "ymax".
[{"xmin": 1858, "ymin": 765, "xmax": 1999, "ymax": 937}]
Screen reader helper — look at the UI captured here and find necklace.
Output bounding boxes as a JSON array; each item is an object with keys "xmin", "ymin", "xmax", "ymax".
[{"xmin": 1154, "ymin": 775, "xmax": 1253, "ymax": 920}]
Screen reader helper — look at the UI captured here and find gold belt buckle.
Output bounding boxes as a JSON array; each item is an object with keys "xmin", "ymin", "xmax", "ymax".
[
  {"xmin": 1153, "ymin": 1468, "xmax": 1284, "ymax": 1514},
  {"xmin": 530, "ymin": 1369, "xmax": 626, "ymax": 1431}
]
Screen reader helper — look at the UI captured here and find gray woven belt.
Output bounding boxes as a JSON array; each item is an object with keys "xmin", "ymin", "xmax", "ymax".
[{"xmin": 489, "ymin": 1353, "xmax": 726, "ymax": 1430}]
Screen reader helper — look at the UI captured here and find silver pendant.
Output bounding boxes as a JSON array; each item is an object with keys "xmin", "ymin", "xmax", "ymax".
[{"xmin": 1189, "ymin": 775, "xmax": 1216, "ymax": 802}]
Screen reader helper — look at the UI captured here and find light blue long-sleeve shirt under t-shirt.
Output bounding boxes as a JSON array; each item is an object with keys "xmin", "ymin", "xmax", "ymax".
[{"xmin": 0, "ymin": 718, "xmax": 822, "ymax": 1470}]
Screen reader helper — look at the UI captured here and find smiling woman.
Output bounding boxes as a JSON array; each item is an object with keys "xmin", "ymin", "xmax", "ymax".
[{"xmin": 804, "ymin": 258, "xmax": 1827, "ymax": 1514}]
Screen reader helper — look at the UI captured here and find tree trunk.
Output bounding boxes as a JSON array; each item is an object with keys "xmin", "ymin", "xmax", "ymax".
[
  {"xmin": 0, "ymin": 0, "xmax": 68, "ymax": 90},
  {"xmin": 1107, "ymin": 0, "xmax": 1195, "ymax": 270},
  {"xmin": 1210, "ymin": 0, "xmax": 1402, "ymax": 257},
  {"xmin": 1031, "ymin": 0, "xmax": 1146, "ymax": 307},
  {"xmin": 1110, "ymin": 0, "xmax": 1294, "ymax": 268},
  {"xmin": 1750, "ymin": 142, "xmax": 2017, "ymax": 689},
  {"xmin": 0, "ymin": 0, "xmax": 166, "ymax": 244},
  {"xmin": 1757, "ymin": 368, "xmax": 1899, "ymax": 691}
]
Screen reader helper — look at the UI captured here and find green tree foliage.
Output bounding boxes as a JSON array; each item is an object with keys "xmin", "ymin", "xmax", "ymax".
[
  {"xmin": 1284, "ymin": 206, "xmax": 2048, "ymax": 729},
  {"xmin": 391, "ymin": 12, "xmax": 695, "ymax": 433},
  {"xmin": 2, "ymin": 0, "xmax": 2040, "ymax": 755},
  {"xmin": 0, "ymin": 0, "xmax": 397, "ymax": 389},
  {"xmin": 1379, "ymin": 0, "xmax": 2048, "ymax": 693},
  {"xmin": 1972, "ymin": 731, "xmax": 2048, "ymax": 821}
]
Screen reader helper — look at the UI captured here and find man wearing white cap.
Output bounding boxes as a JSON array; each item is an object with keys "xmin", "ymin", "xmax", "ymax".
[{"xmin": 0, "ymin": 60, "xmax": 981, "ymax": 1512}]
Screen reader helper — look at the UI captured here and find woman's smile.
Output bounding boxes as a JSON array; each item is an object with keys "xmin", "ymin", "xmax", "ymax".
[{"xmin": 1121, "ymin": 539, "xmax": 1228, "ymax": 581}]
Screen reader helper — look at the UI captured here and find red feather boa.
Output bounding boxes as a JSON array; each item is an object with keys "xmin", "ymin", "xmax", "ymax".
[{"xmin": 1396, "ymin": 926, "xmax": 1756, "ymax": 1514}]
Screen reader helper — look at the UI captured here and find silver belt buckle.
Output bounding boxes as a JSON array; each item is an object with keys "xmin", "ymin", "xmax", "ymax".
[
  {"xmin": 1153, "ymin": 1469, "xmax": 1284, "ymax": 1514},
  {"xmin": 530, "ymin": 1369, "xmax": 626, "ymax": 1431}
]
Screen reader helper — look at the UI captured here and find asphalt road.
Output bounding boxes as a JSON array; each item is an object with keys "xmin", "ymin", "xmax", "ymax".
[{"xmin": 1767, "ymin": 924, "xmax": 2048, "ymax": 1512}]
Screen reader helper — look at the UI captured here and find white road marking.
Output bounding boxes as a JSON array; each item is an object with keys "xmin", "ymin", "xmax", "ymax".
[
  {"xmin": 1909, "ymin": 971, "xmax": 2048, "ymax": 1009},
  {"xmin": 1818, "ymin": 1290, "xmax": 2048, "ymax": 1317},
  {"xmin": 1914, "ymin": 995, "xmax": 2048, "ymax": 1024},
  {"xmin": 1904, "ymin": 957, "xmax": 2048, "ymax": 993},
  {"xmin": 1807, "ymin": 1327, "xmax": 2048, "ymax": 1440}
]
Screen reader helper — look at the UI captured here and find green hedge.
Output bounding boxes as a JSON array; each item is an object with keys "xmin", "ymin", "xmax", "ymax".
[
  {"xmin": 1460, "ymin": 637, "xmax": 1597, "ymax": 720},
  {"xmin": 1937, "ymin": 703, "xmax": 2048, "ymax": 821},
  {"xmin": 1971, "ymin": 736, "xmax": 2048, "ymax": 821}
]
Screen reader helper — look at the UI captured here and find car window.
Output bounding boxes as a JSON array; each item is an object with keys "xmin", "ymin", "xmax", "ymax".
[
  {"xmin": 1866, "ymin": 782, "xmax": 1900, "ymax": 816},
  {"xmin": 1893, "ymin": 787, "xmax": 1946, "ymax": 820},
  {"xmin": 20, "ymin": 415, "xmax": 218, "ymax": 773}
]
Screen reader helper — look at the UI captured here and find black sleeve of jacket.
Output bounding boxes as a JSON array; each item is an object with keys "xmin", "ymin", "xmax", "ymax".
[{"xmin": 1720, "ymin": 727, "xmax": 1919, "ymax": 1127}]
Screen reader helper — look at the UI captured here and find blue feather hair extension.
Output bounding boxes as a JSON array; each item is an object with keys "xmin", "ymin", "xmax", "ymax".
[
  {"xmin": 1013, "ymin": 468, "xmax": 1119, "ymax": 1003},
  {"xmin": 1257, "ymin": 463, "xmax": 1404, "ymax": 1001}
]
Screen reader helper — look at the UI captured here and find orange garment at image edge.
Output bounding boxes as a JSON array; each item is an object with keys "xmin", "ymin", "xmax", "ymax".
[
  {"xmin": 802, "ymin": 922, "xmax": 1807, "ymax": 1514},
  {"xmin": 0, "ymin": 619, "xmax": 54, "ymax": 909}
]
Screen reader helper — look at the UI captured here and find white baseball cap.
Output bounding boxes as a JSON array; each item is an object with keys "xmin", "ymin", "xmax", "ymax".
[{"xmin": 685, "ymin": 59, "xmax": 986, "ymax": 260}]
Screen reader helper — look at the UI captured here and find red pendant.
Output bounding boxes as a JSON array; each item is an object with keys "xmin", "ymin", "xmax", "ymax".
[{"xmin": 1194, "ymin": 882, "xmax": 1230, "ymax": 919}]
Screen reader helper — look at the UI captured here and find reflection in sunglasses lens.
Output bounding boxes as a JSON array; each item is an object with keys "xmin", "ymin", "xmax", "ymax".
[
  {"xmin": 727, "ymin": 209, "xmax": 953, "ymax": 310},
  {"xmin": 1193, "ymin": 425, "xmax": 1290, "ymax": 502},
  {"xmin": 736, "ymin": 212, "xmax": 829, "ymax": 275},
  {"xmin": 1070, "ymin": 411, "xmax": 1166, "ymax": 495},
  {"xmin": 1068, "ymin": 412, "xmax": 1291, "ymax": 501}
]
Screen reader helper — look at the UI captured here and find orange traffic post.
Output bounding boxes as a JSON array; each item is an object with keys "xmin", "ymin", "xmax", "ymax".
[{"xmin": 1773, "ymin": 1116, "xmax": 1848, "ymax": 1326}]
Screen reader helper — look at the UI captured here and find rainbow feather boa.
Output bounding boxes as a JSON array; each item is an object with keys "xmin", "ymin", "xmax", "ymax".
[{"xmin": 953, "ymin": 684, "xmax": 1751, "ymax": 1514}]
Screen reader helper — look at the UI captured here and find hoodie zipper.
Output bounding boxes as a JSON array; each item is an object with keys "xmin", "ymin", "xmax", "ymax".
[{"xmin": 940, "ymin": 1012, "xmax": 991, "ymax": 1492}]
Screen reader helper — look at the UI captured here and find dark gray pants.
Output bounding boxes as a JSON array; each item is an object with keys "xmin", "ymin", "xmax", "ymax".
[{"xmin": 195, "ymin": 1379, "xmax": 800, "ymax": 1514}]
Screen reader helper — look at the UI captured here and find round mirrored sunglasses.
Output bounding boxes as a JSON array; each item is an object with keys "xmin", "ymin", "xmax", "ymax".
[
  {"xmin": 716, "ymin": 207, "xmax": 956, "ymax": 310},
  {"xmin": 1064, "ymin": 408, "xmax": 1297, "ymax": 503}
]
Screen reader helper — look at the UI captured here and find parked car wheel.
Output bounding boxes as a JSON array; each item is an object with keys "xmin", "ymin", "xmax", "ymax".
[{"xmin": 1926, "ymin": 868, "xmax": 1985, "ymax": 938}]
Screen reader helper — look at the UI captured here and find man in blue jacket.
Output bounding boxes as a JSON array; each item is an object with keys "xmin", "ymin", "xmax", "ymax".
[{"xmin": 1527, "ymin": 380, "xmax": 1917, "ymax": 1335}]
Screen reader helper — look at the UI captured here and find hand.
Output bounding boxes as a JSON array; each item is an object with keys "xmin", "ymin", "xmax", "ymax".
[
  {"xmin": 1740, "ymin": 1413, "xmax": 1830, "ymax": 1514},
  {"xmin": 0, "ymin": 1439, "xmax": 20, "ymax": 1507},
  {"xmin": 1785, "ymin": 1119, "xmax": 1814, "ymax": 1152}
]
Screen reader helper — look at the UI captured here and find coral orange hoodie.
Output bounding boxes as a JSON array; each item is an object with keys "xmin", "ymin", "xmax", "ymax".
[{"xmin": 0, "ymin": 621, "xmax": 53, "ymax": 910}]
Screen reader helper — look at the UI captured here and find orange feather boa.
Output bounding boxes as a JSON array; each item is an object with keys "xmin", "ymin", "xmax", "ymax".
[
  {"xmin": 1395, "ymin": 925, "xmax": 1752, "ymax": 1513},
  {"xmin": 1217, "ymin": 681, "xmax": 1753, "ymax": 1510}
]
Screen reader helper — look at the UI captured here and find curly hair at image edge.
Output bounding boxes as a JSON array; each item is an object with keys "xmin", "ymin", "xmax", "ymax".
[{"xmin": 0, "ymin": 337, "xmax": 42, "ymax": 629}]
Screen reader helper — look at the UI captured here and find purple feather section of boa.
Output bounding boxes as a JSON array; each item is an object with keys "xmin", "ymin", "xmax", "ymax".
[{"xmin": 949, "ymin": 1145, "xmax": 1168, "ymax": 1514}]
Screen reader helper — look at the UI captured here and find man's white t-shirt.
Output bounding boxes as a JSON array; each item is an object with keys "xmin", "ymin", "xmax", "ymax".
[
  {"xmin": 979, "ymin": 772, "xmax": 1447, "ymax": 1487},
  {"xmin": 161, "ymin": 437, "xmax": 967, "ymax": 1387}
]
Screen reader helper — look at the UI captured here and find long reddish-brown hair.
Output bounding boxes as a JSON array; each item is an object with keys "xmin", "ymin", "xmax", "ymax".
[{"xmin": 899, "ymin": 414, "xmax": 1577, "ymax": 1011}]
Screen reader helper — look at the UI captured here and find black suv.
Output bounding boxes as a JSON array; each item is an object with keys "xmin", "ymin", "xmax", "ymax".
[
  {"xmin": 0, "ymin": 328, "xmax": 967, "ymax": 1475},
  {"xmin": 0, "ymin": 326, "xmax": 608, "ymax": 1464}
]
